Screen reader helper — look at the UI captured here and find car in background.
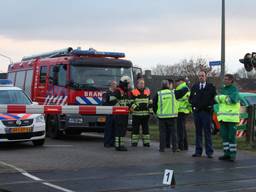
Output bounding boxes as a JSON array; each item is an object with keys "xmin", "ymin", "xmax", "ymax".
[
  {"xmin": 212, "ymin": 92, "xmax": 256, "ymax": 137},
  {"xmin": 0, "ymin": 79, "xmax": 45, "ymax": 146}
]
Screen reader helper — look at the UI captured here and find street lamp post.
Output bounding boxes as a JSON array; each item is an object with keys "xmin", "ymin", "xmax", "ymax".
[
  {"xmin": 0, "ymin": 53, "xmax": 13, "ymax": 64},
  {"xmin": 220, "ymin": 0, "xmax": 225, "ymax": 80}
]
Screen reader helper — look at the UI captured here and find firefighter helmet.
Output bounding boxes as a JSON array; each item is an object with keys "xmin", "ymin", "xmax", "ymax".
[
  {"xmin": 86, "ymin": 78, "xmax": 95, "ymax": 85},
  {"xmin": 120, "ymin": 76, "xmax": 131, "ymax": 83}
]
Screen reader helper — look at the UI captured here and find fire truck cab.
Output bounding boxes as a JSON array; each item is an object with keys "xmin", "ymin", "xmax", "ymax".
[{"xmin": 7, "ymin": 47, "xmax": 139, "ymax": 138}]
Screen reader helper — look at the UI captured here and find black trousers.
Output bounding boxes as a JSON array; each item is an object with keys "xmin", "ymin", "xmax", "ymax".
[
  {"xmin": 177, "ymin": 113, "xmax": 188, "ymax": 150},
  {"xmin": 159, "ymin": 118, "xmax": 177, "ymax": 151},
  {"xmin": 104, "ymin": 115, "xmax": 115, "ymax": 146},
  {"xmin": 132, "ymin": 115, "xmax": 150, "ymax": 135},
  {"xmin": 114, "ymin": 115, "xmax": 128, "ymax": 137},
  {"xmin": 193, "ymin": 111, "xmax": 213, "ymax": 156}
]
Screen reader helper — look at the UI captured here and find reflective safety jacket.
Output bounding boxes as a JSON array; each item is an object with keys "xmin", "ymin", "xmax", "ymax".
[
  {"xmin": 156, "ymin": 89, "xmax": 178, "ymax": 118},
  {"xmin": 130, "ymin": 88, "xmax": 152, "ymax": 116},
  {"xmin": 175, "ymin": 82, "xmax": 191, "ymax": 114},
  {"xmin": 114, "ymin": 86, "xmax": 131, "ymax": 107},
  {"xmin": 215, "ymin": 84, "xmax": 240, "ymax": 123}
]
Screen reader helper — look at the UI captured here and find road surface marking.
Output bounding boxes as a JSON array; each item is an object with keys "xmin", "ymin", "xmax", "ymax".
[
  {"xmin": 44, "ymin": 145, "xmax": 73, "ymax": 147},
  {"xmin": 0, "ymin": 161, "xmax": 75, "ymax": 192}
]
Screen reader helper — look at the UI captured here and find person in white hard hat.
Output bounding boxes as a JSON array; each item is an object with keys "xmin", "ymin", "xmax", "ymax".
[{"xmin": 113, "ymin": 75, "xmax": 132, "ymax": 151}]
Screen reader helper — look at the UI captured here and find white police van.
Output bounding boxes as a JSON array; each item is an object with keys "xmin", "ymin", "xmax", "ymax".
[{"xmin": 0, "ymin": 79, "xmax": 45, "ymax": 146}]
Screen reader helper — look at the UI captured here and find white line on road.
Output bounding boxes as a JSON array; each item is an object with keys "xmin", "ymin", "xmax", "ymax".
[
  {"xmin": 43, "ymin": 182, "xmax": 75, "ymax": 192},
  {"xmin": 44, "ymin": 145, "xmax": 73, "ymax": 147},
  {"xmin": 0, "ymin": 161, "xmax": 75, "ymax": 192}
]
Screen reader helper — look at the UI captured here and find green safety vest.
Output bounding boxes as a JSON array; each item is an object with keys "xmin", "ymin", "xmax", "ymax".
[
  {"xmin": 175, "ymin": 82, "xmax": 191, "ymax": 114},
  {"xmin": 157, "ymin": 89, "xmax": 178, "ymax": 118},
  {"xmin": 215, "ymin": 95, "xmax": 240, "ymax": 123}
]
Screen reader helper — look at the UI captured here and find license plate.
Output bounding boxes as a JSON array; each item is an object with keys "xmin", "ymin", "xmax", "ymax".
[
  {"xmin": 11, "ymin": 127, "xmax": 32, "ymax": 133},
  {"xmin": 97, "ymin": 116, "xmax": 106, "ymax": 123}
]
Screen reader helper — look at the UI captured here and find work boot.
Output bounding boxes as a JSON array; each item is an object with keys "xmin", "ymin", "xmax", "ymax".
[
  {"xmin": 143, "ymin": 143, "xmax": 150, "ymax": 147},
  {"xmin": 115, "ymin": 146, "xmax": 128, "ymax": 151},
  {"xmin": 218, "ymin": 155, "xmax": 230, "ymax": 161},
  {"xmin": 229, "ymin": 156, "xmax": 236, "ymax": 162},
  {"xmin": 132, "ymin": 143, "xmax": 138, "ymax": 147},
  {"xmin": 173, "ymin": 148, "xmax": 180, "ymax": 152}
]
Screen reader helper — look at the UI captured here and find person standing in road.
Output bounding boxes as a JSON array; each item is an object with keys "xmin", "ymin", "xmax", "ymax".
[
  {"xmin": 130, "ymin": 78, "xmax": 152, "ymax": 147},
  {"xmin": 175, "ymin": 78, "xmax": 191, "ymax": 151},
  {"xmin": 189, "ymin": 71, "xmax": 216, "ymax": 158},
  {"xmin": 102, "ymin": 80, "xmax": 118, "ymax": 148},
  {"xmin": 114, "ymin": 76, "xmax": 132, "ymax": 151},
  {"xmin": 166, "ymin": 79, "xmax": 175, "ymax": 149},
  {"xmin": 153, "ymin": 80, "xmax": 188, "ymax": 152},
  {"xmin": 215, "ymin": 74, "xmax": 240, "ymax": 162}
]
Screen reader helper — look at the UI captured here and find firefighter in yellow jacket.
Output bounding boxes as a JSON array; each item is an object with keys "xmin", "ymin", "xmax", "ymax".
[
  {"xmin": 130, "ymin": 78, "xmax": 152, "ymax": 147},
  {"xmin": 215, "ymin": 74, "xmax": 240, "ymax": 162}
]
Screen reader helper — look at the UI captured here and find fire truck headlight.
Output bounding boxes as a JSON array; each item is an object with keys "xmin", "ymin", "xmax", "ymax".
[
  {"xmin": 35, "ymin": 115, "xmax": 45, "ymax": 123},
  {"xmin": 68, "ymin": 117, "xmax": 83, "ymax": 124}
]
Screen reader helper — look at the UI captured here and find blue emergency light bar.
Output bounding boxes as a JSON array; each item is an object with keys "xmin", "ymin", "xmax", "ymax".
[
  {"xmin": 20, "ymin": 47, "xmax": 125, "ymax": 61},
  {"xmin": 71, "ymin": 49, "xmax": 125, "ymax": 58},
  {"xmin": 0, "ymin": 79, "xmax": 13, "ymax": 86}
]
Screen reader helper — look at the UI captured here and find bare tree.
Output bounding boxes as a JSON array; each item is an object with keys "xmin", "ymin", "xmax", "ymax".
[{"xmin": 152, "ymin": 58, "xmax": 219, "ymax": 84}]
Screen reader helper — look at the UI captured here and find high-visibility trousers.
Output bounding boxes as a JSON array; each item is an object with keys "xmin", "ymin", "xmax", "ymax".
[{"xmin": 220, "ymin": 122, "xmax": 237, "ymax": 158}]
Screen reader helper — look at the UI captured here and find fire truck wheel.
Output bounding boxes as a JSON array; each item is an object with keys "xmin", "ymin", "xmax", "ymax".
[
  {"xmin": 46, "ymin": 115, "xmax": 62, "ymax": 139},
  {"xmin": 32, "ymin": 139, "xmax": 45, "ymax": 146}
]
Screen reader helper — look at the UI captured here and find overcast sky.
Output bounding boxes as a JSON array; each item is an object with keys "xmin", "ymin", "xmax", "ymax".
[{"xmin": 0, "ymin": 0, "xmax": 255, "ymax": 73}]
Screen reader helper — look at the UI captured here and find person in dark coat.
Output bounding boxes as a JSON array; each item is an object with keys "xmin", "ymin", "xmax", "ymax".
[
  {"xmin": 189, "ymin": 71, "xmax": 217, "ymax": 158},
  {"xmin": 102, "ymin": 80, "xmax": 118, "ymax": 147}
]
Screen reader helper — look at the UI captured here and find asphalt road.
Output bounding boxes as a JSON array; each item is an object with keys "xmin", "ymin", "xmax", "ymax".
[{"xmin": 0, "ymin": 134, "xmax": 256, "ymax": 192}]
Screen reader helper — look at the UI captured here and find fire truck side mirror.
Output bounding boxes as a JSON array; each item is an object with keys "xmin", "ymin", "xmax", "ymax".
[
  {"xmin": 53, "ymin": 66, "xmax": 59, "ymax": 73},
  {"xmin": 63, "ymin": 65, "xmax": 67, "ymax": 70},
  {"xmin": 53, "ymin": 78, "xmax": 58, "ymax": 85}
]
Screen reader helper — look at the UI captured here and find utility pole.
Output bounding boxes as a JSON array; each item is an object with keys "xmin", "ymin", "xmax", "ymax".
[{"xmin": 220, "ymin": 0, "xmax": 225, "ymax": 80}]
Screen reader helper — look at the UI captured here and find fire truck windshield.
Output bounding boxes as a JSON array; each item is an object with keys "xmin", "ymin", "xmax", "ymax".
[{"xmin": 70, "ymin": 66, "xmax": 134, "ymax": 90}]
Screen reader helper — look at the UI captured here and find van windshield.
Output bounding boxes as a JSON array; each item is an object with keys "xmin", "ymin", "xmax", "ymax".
[{"xmin": 0, "ymin": 90, "xmax": 32, "ymax": 104}]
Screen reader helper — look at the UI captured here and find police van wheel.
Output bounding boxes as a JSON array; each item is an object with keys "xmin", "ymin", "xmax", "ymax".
[{"xmin": 32, "ymin": 139, "xmax": 45, "ymax": 146}]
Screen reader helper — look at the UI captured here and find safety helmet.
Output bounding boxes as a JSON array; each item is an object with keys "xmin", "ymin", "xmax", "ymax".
[
  {"xmin": 120, "ymin": 76, "xmax": 131, "ymax": 83},
  {"xmin": 86, "ymin": 78, "xmax": 95, "ymax": 85}
]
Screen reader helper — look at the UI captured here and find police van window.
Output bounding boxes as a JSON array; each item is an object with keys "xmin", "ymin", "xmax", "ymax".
[
  {"xmin": 0, "ymin": 90, "xmax": 31, "ymax": 105},
  {"xmin": 15, "ymin": 71, "xmax": 26, "ymax": 89},
  {"xmin": 57, "ymin": 65, "xmax": 67, "ymax": 86},
  {"xmin": 40, "ymin": 66, "xmax": 47, "ymax": 84},
  {"xmin": 24, "ymin": 70, "xmax": 33, "ymax": 97}
]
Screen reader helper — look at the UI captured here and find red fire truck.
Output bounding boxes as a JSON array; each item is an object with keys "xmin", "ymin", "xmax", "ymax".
[{"xmin": 7, "ymin": 47, "xmax": 140, "ymax": 138}]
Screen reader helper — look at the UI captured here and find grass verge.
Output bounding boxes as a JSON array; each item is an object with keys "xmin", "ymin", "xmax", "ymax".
[{"xmin": 149, "ymin": 120, "xmax": 256, "ymax": 152}]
